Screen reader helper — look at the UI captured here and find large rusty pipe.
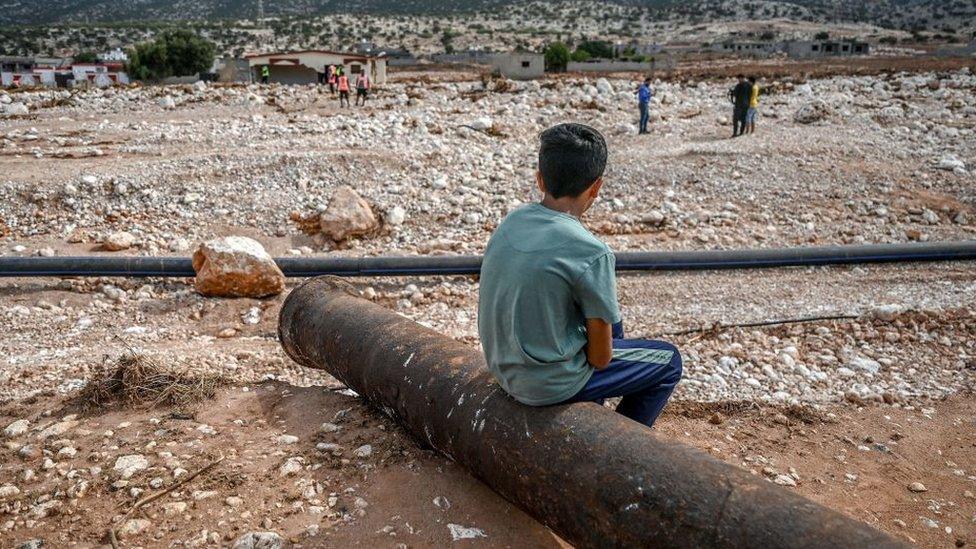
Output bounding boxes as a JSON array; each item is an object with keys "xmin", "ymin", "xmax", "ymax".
[{"xmin": 278, "ymin": 277, "xmax": 906, "ymax": 548}]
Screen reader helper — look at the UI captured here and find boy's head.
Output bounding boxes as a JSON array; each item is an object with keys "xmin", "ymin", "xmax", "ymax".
[
  {"xmin": 748, "ymin": 75, "xmax": 757, "ymax": 83},
  {"xmin": 737, "ymin": 74, "xmax": 745, "ymax": 82},
  {"xmin": 643, "ymin": 77, "xmax": 652, "ymax": 84},
  {"xmin": 537, "ymin": 123, "xmax": 607, "ymax": 201}
]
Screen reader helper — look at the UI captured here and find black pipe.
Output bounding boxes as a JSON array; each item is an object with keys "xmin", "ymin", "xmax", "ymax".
[
  {"xmin": 1, "ymin": 241, "xmax": 974, "ymax": 278},
  {"xmin": 278, "ymin": 276, "xmax": 908, "ymax": 548}
]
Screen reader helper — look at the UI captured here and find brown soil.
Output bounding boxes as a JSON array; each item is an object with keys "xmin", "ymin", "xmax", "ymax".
[{"xmin": 1, "ymin": 384, "xmax": 972, "ymax": 548}]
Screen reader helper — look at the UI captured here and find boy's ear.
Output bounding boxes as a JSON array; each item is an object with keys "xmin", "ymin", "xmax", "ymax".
[
  {"xmin": 588, "ymin": 177, "xmax": 604, "ymax": 198},
  {"xmin": 536, "ymin": 171, "xmax": 546, "ymax": 195}
]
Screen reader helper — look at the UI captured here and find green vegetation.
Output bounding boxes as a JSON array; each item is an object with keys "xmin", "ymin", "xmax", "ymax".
[
  {"xmin": 543, "ymin": 41, "xmax": 569, "ymax": 72},
  {"xmin": 126, "ymin": 30, "xmax": 215, "ymax": 81},
  {"xmin": 73, "ymin": 50, "xmax": 99, "ymax": 63}
]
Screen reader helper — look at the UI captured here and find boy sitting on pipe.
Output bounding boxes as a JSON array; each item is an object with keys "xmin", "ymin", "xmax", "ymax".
[{"xmin": 478, "ymin": 123, "xmax": 683, "ymax": 428}]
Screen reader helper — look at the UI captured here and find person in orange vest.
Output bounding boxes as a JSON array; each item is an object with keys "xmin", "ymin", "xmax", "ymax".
[
  {"xmin": 327, "ymin": 64, "xmax": 337, "ymax": 94},
  {"xmin": 337, "ymin": 70, "xmax": 351, "ymax": 108},
  {"xmin": 355, "ymin": 70, "xmax": 371, "ymax": 106}
]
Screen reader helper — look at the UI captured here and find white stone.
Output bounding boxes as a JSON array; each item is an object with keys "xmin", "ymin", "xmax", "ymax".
[
  {"xmin": 113, "ymin": 454, "xmax": 149, "ymax": 479},
  {"xmin": 3, "ymin": 419, "xmax": 29, "ymax": 438},
  {"xmin": 233, "ymin": 532, "xmax": 284, "ymax": 549}
]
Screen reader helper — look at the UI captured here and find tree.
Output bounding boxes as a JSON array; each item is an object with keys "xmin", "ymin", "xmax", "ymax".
[
  {"xmin": 127, "ymin": 29, "xmax": 215, "ymax": 81},
  {"xmin": 570, "ymin": 49, "xmax": 591, "ymax": 62},
  {"xmin": 814, "ymin": 31, "xmax": 830, "ymax": 40},
  {"xmin": 544, "ymin": 41, "xmax": 569, "ymax": 72},
  {"xmin": 576, "ymin": 39, "xmax": 613, "ymax": 59},
  {"xmin": 73, "ymin": 50, "xmax": 98, "ymax": 63}
]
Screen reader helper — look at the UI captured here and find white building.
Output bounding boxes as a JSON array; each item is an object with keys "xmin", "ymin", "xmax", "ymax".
[
  {"xmin": 246, "ymin": 50, "xmax": 387, "ymax": 85},
  {"xmin": 99, "ymin": 48, "xmax": 129, "ymax": 63},
  {"xmin": 490, "ymin": 51, "xmax": 545, "ymax": 80}
]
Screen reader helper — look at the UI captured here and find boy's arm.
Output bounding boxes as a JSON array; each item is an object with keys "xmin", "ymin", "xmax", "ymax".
[
  {"xmin": 575, "ymin": 253, "xmax": 621, "ymax": 370},
  {"xmin": 585, "ymin": 318, "xmax": 613, "ymax": 370}
]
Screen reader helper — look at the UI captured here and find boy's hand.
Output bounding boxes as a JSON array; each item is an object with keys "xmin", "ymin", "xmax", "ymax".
[{"xmin": 585, "ymin": 318, "xmax": 613, "ymax": 370}]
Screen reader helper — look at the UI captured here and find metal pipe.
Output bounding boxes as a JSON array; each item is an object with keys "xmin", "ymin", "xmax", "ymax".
[
  {"xmin": 1, "ymin": 241, "xmax": 974, "ymax": 278},
  {"xmin": 278, "ymin": 277, "xmax": 906, "ymax": 548}
]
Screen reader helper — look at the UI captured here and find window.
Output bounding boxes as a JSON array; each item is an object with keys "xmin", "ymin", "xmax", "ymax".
[
  {"xmin": 842, "ymin": 45, "xmax": 849, "ymax": 52},
  {"xmin": 521, "ymin": 61, "xmax": 530, "ymax": 68},
  {"xmin": 350, "ymin": 64, "xmax": 362, "ymax": 74},
  {"xmin": 812, "ymin": 45, "xmax": 819, "ymax": 51}
]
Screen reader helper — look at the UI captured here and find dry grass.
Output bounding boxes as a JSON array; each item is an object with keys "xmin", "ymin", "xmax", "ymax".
[{"xmin": 77, "ymin": 352, "xmax": 220, "ymax": 410}]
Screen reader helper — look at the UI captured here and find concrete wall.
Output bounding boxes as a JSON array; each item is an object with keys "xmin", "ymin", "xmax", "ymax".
[
  {"xmin": 567, "ymin": 59, "xmax": 663, "ymax": 73},
  {"xmin": 491, "ymin": 53, "xmax": 544, "ymax": 79}
]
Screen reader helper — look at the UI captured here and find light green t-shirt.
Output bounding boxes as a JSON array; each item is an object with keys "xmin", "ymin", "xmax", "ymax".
[{"xmin": 478, "ymin": 203, "xmax": 621, "ymax": 406}]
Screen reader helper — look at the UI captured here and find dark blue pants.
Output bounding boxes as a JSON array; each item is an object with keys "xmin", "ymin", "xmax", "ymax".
[
  {"xmin": 562, "ymin": 322, "xmax": 682, "ymax": 428},
  {"xmin": 638, "ymin": 102, "xmax": 650, "ymax": 134}
]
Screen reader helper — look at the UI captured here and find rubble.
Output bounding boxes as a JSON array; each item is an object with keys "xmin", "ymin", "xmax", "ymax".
[{"xmin": 192, "ymin": 237, "xmax": 285, "ymax": 298}]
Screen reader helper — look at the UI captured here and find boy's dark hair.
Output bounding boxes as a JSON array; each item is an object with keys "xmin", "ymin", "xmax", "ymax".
[
  {"xmin": 748, "ymin": 75, "xmax": 756, "ymax": 83},
  {"xmin": 538, "ymin": 123, "xmax": 607, "ymax": 199},
  {"xmin": 643, "ymin": 77, "xmax": 652, "ymax": 83}
]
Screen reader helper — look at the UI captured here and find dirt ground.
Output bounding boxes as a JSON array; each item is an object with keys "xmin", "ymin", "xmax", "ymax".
[{"xmin": 0, "ymin": 381, "xmax": 973, "ymax": 548}]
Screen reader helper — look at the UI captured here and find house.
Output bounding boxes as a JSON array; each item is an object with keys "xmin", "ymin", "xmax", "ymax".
[
  {"xmin": 1, "ymin": 56, "xmax": 37, "ymax": 87},
  {"xmin": 71, "ymin": 63, "xmax": 130, "ymax": 87},
  {"xmin": 712, "ymin": 41, "xmax": 781, "ymax": 57},
  {"xmin": 784, "ymin": 40, "xmax": 870, "ymax": 58},
  {"xmin": 490, "ymin": 51, "xmax": 544, "ymax": 80},
  {"xmin": 245, "ymin": 50, "xmax": 387, "ymax": 85}
]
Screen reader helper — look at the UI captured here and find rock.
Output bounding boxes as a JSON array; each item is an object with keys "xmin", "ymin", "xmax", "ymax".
[
  {"xmin": 192, "ymin": 236, "xmax": 285, "ymax": 298},
  {"xmin": 162, "ymin": 501, "xmax": 188, "ymax": 516},
  {"xmin": 3, "ymin": 102, "xmax": 29, "ymax": 116},
  {"xmin": 226, "ymin": 496, "xmax": 244, "ymax": 507},
  {"xmin": 193, "ymin": 80, "xmax": 207, "ymax": 92},
  {"xmin": 773, "ymin": 474, "xmax": 797, "ymax": 487},
  {"xmin": 387, "ymin": 206, "xmax": 406, "ymax": 226},
  {"xmin": 352, "ymin": 444, "xmax": 373, "ymax": 458},
  {"xmin": 3, "ymin": 419, "xmax": 29, "ymax": 438},
  {"xmin": 38, "ymin": 418, "xmax": 78, "ymax": 439},
  {"xmin": 279, "ymin": 457, "xmax": 303, "ymax": 476},
  {"xmin": 158, "ymin": 96, "xmax": 176, "ymax": 109},
  {"xmin": 232, "ymin": 531, "xmax": 285, "ymax": 549},
  {"xmin": 794, "ymin": 100, "xmax": 831, "ymax": 124},
  {"xmin": 469, "ymin": 117, "xmax": 492, "ymax": 131},
  {"xmin": 113, "ymin": 454, "xmax": 149, "ymax": 479},
  {"xmin": 595, "ymin": 78, "xmax": 613, "ymax": 95},
  {"xmin": 118, "ymin": 518, "xmax": 151, "ymax": 537},
  {"xmin": 17, "ymin": 539, "xmax": 43, "ymax": 549},
  {"xmin": 319, "ymin": 186, "xmax": 379, "ymax": 242},
  {"xmin": 708, "ymin": 412, "xmax": 724, "ymax": 425},
  {"xmin": 908, "ymin": 482, "xmax": 928, "ymax": 493},
  {"xmin": 103, "ymin": 231, "xmax": 136, "ymax": 251},
  {"xmin": 936, "ymin": 155, "xmax": 965, "ymax": 172},
  {"xmin": 319, "ymin": 422, "xmax": 340, "ymax": 433},
  {"xmin": 850, "ymin": 356, "xmax": 881, "ymax": 374},
  {"xmin": 276, "ymin": 434, "xmax": 299, "ymax": 445},
  {"xmin": 0, "ymin": 484, "xmax": 21, "ymax": 499}
]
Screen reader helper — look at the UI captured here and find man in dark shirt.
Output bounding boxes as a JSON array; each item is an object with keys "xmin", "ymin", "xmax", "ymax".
[{"xmin": 728, "ymin": 74, "xmax": 753, "ymax": 138}]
